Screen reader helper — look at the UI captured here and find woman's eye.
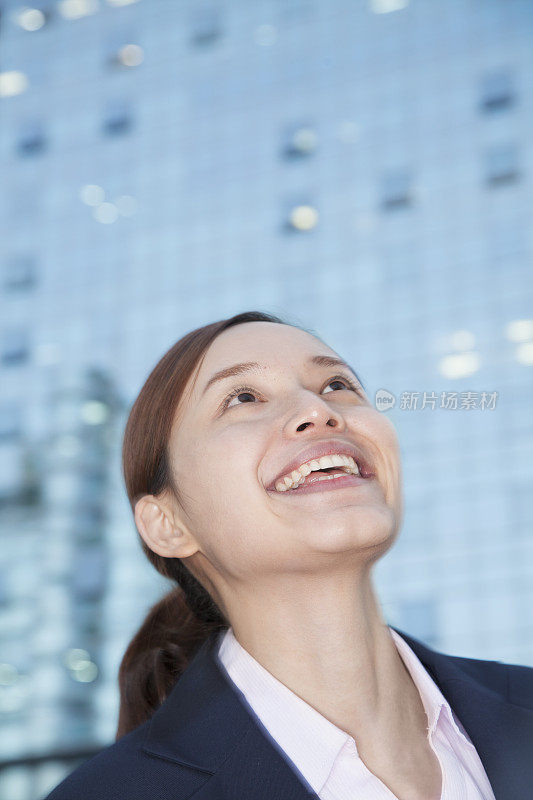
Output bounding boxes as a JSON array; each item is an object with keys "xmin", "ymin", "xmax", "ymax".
[
  {"xmin": 223, "ymin": 386, "xmax": 260, "ymax": 410},
  {"xmin": 322, "ymin": 377, "xmax": 359, "ymax": 394},
  {"xmin": 222, "ymin": 375, "xmax": 361, "ymax": 411}
]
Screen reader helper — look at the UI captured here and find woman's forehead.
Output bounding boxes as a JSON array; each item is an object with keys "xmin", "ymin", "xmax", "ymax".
[{"xmin": 199, "ymin": 323, "xmax": 326, "ymax": 374}]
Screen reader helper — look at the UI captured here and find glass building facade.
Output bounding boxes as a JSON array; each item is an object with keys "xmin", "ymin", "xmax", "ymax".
[{"xmin": 0, "ymin": 0, "xmax": 532, "ymax": 797}]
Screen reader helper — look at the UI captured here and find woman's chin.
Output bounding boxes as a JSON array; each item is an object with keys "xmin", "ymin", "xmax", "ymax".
[{"xmin": 300, "ymin": 511, "xmax": 398, "ymax": 556}]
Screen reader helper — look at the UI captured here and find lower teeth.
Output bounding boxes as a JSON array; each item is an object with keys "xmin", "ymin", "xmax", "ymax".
[{"xmin": 293, "ymin": 472, "xmax": 349, "ymax": 490}]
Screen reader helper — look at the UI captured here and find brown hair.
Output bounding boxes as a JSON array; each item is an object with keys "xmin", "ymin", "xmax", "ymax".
[{"xmin": 116, "ymin": 310, "xmax": 301, "ymax": 739}]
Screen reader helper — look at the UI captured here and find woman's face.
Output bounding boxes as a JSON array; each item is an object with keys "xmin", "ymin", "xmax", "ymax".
[{"xmin": 151, "ymin": 322, "xmax": 403, "ymax": 598}]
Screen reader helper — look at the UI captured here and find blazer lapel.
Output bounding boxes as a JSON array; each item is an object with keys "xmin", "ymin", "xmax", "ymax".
[
  {"xmin": 391, "ymin": 626, "xmax": 533, "ymax": 800},
  {"xmin": 141, "ymin": 628, "xmax": 319, "ymax": 799},
  {"xmin": 142, "ymin": 626, "xmax": 533, "ymax": 800}
]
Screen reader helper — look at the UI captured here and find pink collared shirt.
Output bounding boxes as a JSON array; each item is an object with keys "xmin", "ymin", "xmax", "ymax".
[{"xmin": 217, "ymin": 626, "xmax": 496, "ymax": 799}]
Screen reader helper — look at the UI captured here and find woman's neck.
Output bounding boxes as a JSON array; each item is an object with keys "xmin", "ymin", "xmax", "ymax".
[{"xmin": 224, "ymin": 569, "xmax": 428, "ymax": 752}]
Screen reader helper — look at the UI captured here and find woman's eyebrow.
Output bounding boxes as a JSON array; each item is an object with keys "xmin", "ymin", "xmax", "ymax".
[{"xmin": 201, "ymin": 355, "xmax": 365, "ymax": 397}]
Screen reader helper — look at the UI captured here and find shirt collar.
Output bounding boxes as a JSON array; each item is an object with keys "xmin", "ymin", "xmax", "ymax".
[
  {"xmin": 389, "ymin": 627, "xmax": 474, "ymax": 746},
  {"xmin": 217, "ymin": 625, "xmax": 473, "ymax": 795}
]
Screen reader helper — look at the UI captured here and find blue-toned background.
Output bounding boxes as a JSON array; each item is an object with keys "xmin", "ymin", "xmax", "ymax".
[{"xmin": 1, "ymin": 0, "xmax": 532, "ymax": 797}]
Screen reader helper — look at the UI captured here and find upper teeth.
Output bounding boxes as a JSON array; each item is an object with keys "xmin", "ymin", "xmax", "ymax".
[{"xmin": 274, "ymin": 454, "xmax": 360, "ymax": 493}]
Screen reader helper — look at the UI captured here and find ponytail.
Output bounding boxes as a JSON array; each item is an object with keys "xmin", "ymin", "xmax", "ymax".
[{"xmin": 116, "ymin": 579, "xmax": 228, "ymax": 740}]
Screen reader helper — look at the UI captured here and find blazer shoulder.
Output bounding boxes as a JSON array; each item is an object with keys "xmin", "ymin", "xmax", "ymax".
[
  {"xmin": 42, "ymin": 722, "xmax": 153, "ymax": 800},
  {"xmin": 43, "ymin": 717, "xmax": 215, "ymax": 800},
  {"xmin": 395, "ymin": 626, "xmax": 533, "ymax": 709},
  {"xmin": 506, "ymin": 661, "xmax": 533, "ymax": 708},
  {"xmin": 441, "ymin": 649, "xmax": 533, "ymax": 709}
]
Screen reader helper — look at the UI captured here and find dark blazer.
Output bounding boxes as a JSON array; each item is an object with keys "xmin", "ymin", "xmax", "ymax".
[{"xmin": 44, "ymin": 626, "xmax": 533, "ymax": 800}]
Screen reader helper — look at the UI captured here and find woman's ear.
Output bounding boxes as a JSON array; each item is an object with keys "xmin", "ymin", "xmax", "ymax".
[{"xmin": 134, "ymin": 494, "xmax": 199, "ymax": 558}]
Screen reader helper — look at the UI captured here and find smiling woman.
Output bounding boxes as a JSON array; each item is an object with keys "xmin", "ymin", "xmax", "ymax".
[{"xmin": 44, "ymin": 310, "xmax": 533, "ymax": 800}]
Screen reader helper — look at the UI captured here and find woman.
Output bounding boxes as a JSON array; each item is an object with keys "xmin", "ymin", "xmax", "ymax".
[{"xmin": 45, "ymin": 310, "xmax": 532, "ymax": 800}]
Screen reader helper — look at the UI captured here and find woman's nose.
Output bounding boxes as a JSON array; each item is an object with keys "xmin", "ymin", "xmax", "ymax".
[{"xmin": 286, "ymin": 399, "xmax": 347, "ymax": 434}]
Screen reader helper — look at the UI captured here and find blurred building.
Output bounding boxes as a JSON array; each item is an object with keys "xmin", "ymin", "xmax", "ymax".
[{"xmin": 0, "ymin": 0, "xmax": 532, "ymax": 797}]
